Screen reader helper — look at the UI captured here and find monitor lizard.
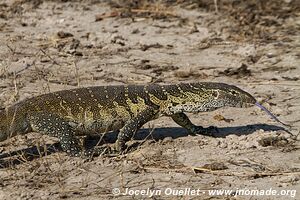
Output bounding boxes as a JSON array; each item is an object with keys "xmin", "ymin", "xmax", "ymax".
[{"xmin": 0, "ymin": 82, "xmax": 288, "ymax": 157}]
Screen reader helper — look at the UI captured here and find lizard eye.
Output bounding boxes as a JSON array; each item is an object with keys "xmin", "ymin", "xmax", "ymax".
[{"xmin": 212, "ymin": 91, "xmax": 219, "ymax": 98}]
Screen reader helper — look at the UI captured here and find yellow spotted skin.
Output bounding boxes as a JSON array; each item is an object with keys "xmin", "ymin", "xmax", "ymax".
[{"xmin": 0, "ymin": 82, "xmax": 256, "ymax": 157}]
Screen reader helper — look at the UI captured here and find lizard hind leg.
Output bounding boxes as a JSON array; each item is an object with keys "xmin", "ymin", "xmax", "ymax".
[
  {"xmin": 171, "ymin": 113, "xmax": 218, "ymax": 136},
  {"xmin": 116, "ymin": 107, "xmax": 158, "ymax": 153},
  {"xmin": 28, "ymin": 112, "xmax": 85, "ymax": 157}
]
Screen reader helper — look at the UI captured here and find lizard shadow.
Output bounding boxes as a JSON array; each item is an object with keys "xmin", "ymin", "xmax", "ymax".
[
  {"xmin": 0, "ymin": 143, "xmax": 61, "ymax": 168},
  {"xmin": 86, "ymin": 123, "xmax": 287, "ymax": 146},
  {"xmin": 0, "ymin": 123, "xmax": 286, "ymax": 168}
]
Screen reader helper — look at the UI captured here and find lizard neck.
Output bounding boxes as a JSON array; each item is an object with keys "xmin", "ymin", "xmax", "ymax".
[
  {"xmin": 161, "ymin": 84, "xmax": 218, "ymax": 114},
  {"xmin": 166, "ymin": 97, "xmax": 218, "ymax": 114}
]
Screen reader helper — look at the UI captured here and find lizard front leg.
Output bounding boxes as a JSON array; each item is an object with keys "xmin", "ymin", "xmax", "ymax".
[
  {"xmin": 171, "ymin": 113, "xmax": 218, "ymax": 136},
  {"xmin": 28, "ymin": 112, "xmax": 86, "ymax": 157},
  {"xmin": 116, "ymin": 107, "xmax": 158, "ymax": 152}
]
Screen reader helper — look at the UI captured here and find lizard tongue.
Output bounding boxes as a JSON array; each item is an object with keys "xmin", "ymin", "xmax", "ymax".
[{"xmin": 255, "ymin": 102, "xmax": 291, "ymax": 128}]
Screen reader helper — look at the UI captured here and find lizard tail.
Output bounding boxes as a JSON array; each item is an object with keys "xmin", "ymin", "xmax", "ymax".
[{"xmin": 255, "ymin": 102, "xmax": 291, "ymax": 128}]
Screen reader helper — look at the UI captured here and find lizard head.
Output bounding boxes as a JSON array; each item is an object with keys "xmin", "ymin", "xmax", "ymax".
[
  {"xmin": 169, "ymin": 83, "xmax": 257, "ymax": 113},
  {"xmin": 210, "ymin": 83, "xmax": 256, "ymax": 108}
]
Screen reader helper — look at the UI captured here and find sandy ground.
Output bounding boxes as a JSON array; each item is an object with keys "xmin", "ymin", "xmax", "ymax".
[{"xmin": 0, "ymin": 0, "xmax": 299, "ymax": 199}]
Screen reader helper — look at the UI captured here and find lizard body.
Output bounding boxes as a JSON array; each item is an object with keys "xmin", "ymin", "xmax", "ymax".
[{"xmin": 0, "ymin": 82, "xmax": 256, "ymax": 157}]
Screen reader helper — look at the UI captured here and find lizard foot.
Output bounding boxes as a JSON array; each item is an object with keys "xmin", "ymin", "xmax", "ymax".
[{"xmin": 190, "ymin": 126, "xmax": 219, "ymax": 137}]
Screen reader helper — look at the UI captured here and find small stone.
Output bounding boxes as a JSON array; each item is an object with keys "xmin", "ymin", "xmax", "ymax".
[
  {"xmin": 57, "ymin": 31, "xmax": 73, "ymax": 38},
  {"xmin": 163, "ymin": 137, "xmax": 173, "ymax": 144},
  {"xmin": 219, "ymin": 143, "xmax": 228, "ymax": 148}
]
